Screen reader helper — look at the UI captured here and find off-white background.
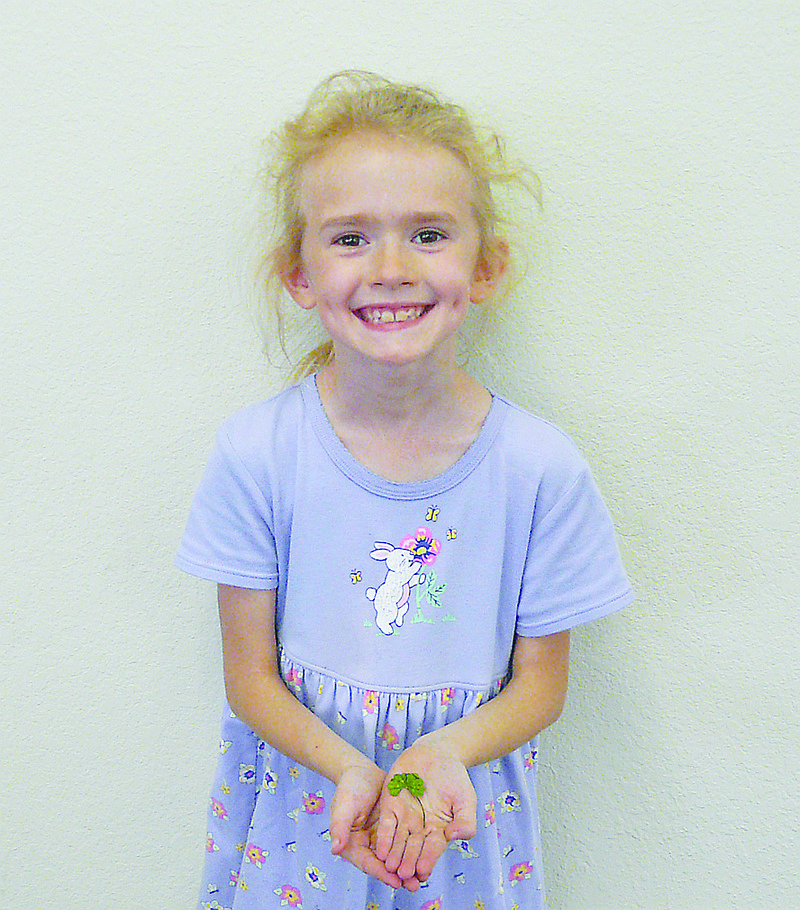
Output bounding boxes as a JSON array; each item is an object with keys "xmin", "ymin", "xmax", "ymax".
[{"xmin": 3, "ymin": 2, "xmax": 798, "ymax": 908}]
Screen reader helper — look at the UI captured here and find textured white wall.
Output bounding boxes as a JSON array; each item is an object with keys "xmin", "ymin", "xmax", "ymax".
[{"xmin": 3, "ymin": 2, "xmax": 798, "ymax": 907}]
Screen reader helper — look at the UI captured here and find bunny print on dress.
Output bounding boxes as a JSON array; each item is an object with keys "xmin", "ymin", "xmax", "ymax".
[{"xmin": 365, "ymin": 542, "xmax": 425, "ymax": 635}]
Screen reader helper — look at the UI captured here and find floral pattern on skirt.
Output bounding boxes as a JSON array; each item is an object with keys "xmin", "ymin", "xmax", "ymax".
[{"xmin": 198, "ymin": 655, "xmax": 546, "ymax": 910}]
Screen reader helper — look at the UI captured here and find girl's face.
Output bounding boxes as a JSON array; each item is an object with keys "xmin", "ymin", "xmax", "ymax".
[{"xmin": 284, "ymin": 132, "xmax": 498, "ymax": 371}]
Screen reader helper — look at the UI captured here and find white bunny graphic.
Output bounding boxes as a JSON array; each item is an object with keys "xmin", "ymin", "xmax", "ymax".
[{"xmin": 365, "ymin": 542, "xmax": 425, "ymax": 636}]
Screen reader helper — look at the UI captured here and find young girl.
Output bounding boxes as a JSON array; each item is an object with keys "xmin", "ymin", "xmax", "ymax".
[{"xmin": 177, "ymin": 71, "xmax": 632, "ymax": 910}]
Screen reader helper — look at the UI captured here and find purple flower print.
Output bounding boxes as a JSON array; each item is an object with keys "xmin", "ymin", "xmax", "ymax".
[
  {"xmin": 304, "ymin": 863, "xmax": 327, "ymax": 890},
  {"xmin": 399, "ymin": 527, "xmax": 441, "ymax": 565}
]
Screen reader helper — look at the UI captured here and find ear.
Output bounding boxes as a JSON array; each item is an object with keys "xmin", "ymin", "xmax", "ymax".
[
  {"xmin": 471, "ymin": 237, "xmax": 509, "ymax": 303},
  {"xmin": 282, "ymin": 262, "xmax": 317, "ymax": 310}
]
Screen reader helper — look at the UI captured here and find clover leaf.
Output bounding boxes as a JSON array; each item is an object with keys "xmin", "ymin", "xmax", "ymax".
[{"xmin": 387, "ymin": 773, "xmax": 427, "ymax": 826}]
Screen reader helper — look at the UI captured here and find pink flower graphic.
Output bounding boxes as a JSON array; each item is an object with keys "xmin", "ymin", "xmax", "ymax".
[
  {"xmin": 400, "ymin": 527, "xmax": 441, "ymax": 565},
  {"xmin": 245, "ymin": 843, "xmax": 267, "ymax": 867},
  {"xmin": 363, "ymin": 691, "xmax": 379, "ymax": 714},
  {"xmin": 421, "ymin": 898, "xmax": 443, "ymax": 910},
  {"xmin": 379, "ymin": 723, "xmax": 401, "ymax": 750},
  {"xmin": 524, "ymin": 748, "xmax": 538, "ymax": 770},
  {"xmin": 205, "ymin": 833, "xmax": 219, "ymax": 853},
  {"xmin": 509, "ymin": 861, "xmax": 533, "ymax": 884},
  {"xmin": 484, "ymin": 801, "xmax": 496, "ymax": 826},
  {"xmin": 210, "ymin": 798, "xmax": 227, "ymax": 819},
  {"xmin": 285, "ymin": 668, "xmax": 303, "ymax": 689},
  {"xmin": 275, "ymin": 884, "xmax": 303, "ymax": 907},
  {"xmin": 441, "ymin": 687, "xmax": 454, "ymax": 706},
  {"xmin": 302, "ymin": 791, "xmax": 326, "ymax": 815}
]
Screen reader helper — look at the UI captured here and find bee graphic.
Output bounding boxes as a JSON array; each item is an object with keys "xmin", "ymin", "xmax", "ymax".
[
  {"xmin": 426, "ymin": 505, "xmax": 440, "ymax": 522},
  {"xmin": 447, "ymin": 528, "xmax": 457, "ymax": 540},
  {"xmin": 350, "ymin": 570, "xmax": 362, "ymax": 584}
]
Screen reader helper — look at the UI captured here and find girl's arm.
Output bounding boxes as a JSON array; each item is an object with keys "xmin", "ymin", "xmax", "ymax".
[
  {"xmin": 217, "ymin": 584, "xmax": 409, "ymax": 888},
  {"xmin": 375, "ymin": 630, "xmax": 570, "ymax": 883},
  {"xmin": 421, "ymin": 628, "xmax": 570, "ymax": 766}
]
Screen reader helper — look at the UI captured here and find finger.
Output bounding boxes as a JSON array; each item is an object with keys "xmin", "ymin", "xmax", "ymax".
[
  {"xmin": 341, "ymin": 843, "xmax": 404, "ymax": 890},
  {"xmin": 383, "ymin": 825, "xmax": 407, "ymax": 874},
  {"xmin": 329, "ymin": 794, "xmax": 359, "ymax": 855},
  {"xmin": 374, "ymin": 810, "xmax": 398, "ymax": 862},
  {"xmin": 396, "ymin": 828, "xmax": 425, "ymax": 883},
  {"xmin": 415, "ymin": 827, "xmax": 448, "ymax": 881}
]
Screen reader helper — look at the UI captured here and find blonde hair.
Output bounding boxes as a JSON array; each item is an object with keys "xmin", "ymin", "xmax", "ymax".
[{"xmin": 258, "ymin": 70, "xmax": 537, "ymax": 380}]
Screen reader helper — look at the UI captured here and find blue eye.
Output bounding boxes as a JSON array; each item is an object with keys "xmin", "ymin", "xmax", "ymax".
[{"xmin": 414, "ymin": 228, "xmax": 447, "ymax": 244}]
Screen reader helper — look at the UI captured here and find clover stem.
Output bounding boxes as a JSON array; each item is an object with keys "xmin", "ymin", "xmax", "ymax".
[{"xmin": 415, "ymin": 795, "xmax": 427, "ymax": 828}]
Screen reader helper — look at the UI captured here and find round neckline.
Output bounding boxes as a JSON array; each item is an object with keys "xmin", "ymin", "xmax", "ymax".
[{"xmin": 299, "ymin": 373, "xmax": 506, "ymax": 500}]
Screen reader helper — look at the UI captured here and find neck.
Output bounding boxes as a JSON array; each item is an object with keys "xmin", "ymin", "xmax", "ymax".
[{"xmin": 316, "ymin": 349, "xmax": 472, "ymax": 429}]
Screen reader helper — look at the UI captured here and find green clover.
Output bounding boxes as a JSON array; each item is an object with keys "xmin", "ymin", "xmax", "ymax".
[{"xmin": 387, "ymin": 772, "xmax": 426, "ymax": 826}]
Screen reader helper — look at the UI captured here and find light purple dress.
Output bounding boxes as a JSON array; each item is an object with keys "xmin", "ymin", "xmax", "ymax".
[{"xmin": 177, "ymin": 376, "xmax": 632, "ymax": 910}]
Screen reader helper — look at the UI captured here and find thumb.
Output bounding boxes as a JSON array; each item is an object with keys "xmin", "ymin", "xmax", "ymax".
[
  {"xmin": 444, "ymin": 797, "xmax": 477, "ymax": 843},
  {"xmin": 329, "ymin": 789, "xmax": 359, "ymax": 854}
]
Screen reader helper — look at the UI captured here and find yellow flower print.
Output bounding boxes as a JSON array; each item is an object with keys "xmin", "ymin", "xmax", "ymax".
[
  {"xmin": 366, "ymin": 903, "xmax": 380, "ymax": 910},
  {"xmin": 474, "ymin": 900, "xmax": 486, "ymax": 910},
  {"xmin": 289, "ymin": 766, "xmax": 300, "ymax": 779}
]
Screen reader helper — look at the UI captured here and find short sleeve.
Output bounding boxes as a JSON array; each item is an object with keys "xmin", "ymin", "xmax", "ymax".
[
  {"xmin": 515, "ymin": 467, "xmax": 632, "ymax": 636},
  {"xmin": 175, "ymin": 426, "xmax": 279, "ymax": 589}
]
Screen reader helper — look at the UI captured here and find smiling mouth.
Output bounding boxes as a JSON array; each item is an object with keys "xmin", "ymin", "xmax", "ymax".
[{"xmin": 355, "ymin": 305, "xmax": 433, "ymax": 326}]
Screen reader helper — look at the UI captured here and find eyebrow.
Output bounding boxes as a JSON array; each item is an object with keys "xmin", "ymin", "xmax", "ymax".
[{"xmin": 319, "ymin": 212, "xmax": 458, "ymax": 231}]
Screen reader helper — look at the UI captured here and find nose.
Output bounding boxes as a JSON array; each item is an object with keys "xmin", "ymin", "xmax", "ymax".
[{"xmin": 369, "ymin": 238, "xmax": 415, "ymax": 289}]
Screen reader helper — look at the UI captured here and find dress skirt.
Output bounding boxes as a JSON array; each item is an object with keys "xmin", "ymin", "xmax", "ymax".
[{"xmin": 198, "ymin": 653, "xmax": 547, "ymax": 910}]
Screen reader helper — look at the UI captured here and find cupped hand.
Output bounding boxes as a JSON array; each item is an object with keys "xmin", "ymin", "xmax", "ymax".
[
  {"xmin": 329, "ymin": 762, "xmax": 409, "ymax": 890},
  {"xmin": 375, "ymin": 740, "xmax": 477, "ymax": 887}
]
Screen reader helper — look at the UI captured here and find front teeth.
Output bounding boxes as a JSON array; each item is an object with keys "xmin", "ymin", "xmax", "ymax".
[{"xmin": 360, "ymin": 306, "xmax": 426, "ymax": 325}]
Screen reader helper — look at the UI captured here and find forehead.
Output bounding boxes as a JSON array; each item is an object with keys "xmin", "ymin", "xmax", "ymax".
[{"xmin": 297, "ymin": 133, "xmax": 478, "ymax": 222}]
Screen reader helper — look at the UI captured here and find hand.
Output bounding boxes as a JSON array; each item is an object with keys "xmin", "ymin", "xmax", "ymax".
[
  {"xmin": 375, "ymin": 740, "xmax": 477, "ymax": 887},
  {"xmin": 329, "ymin": 763, "xmax": 407, "ymax": 890}
]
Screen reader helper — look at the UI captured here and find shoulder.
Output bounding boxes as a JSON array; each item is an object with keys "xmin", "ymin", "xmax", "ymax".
[
  {"xmin": 492, "ymin": 393, "xmax": 589, "ymax": 488},
  {"xmin": 218, "ymin": 381, "xmax": 306, "ymax": 466}
]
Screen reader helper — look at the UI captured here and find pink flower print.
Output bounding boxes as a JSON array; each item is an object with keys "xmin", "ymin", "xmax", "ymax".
[
  {"xmin": 274, "ymin": 884, "xmax": 303, "ymax": 907},
  {"xmin": 205, "ymin": 833, "xmax": 219, "ymax": 853},
  {"xmin": 229, "ymin": 869, "xmax": 239, "ymax": 886},
  {"xmin": 499, "ymin": 789, "xmax": 521, "ymax": 812},
  {"xmin": 441, "ymin": 687, "xmax": 454, "ymax": 706},
  {"xmin": 285, "ymin": 668, "xmax": 303, "ymax": 690},
  {"xmin": 379, "ymin": 723, "xmax": 401, "ymax": 750},
  {"xmin": 484, "ymin": 800, "xmax": 496, "ymax": 826},
  {"xmin": 245, "ymin": 843, "xmax": 267, "ymax": 867},
  {"xmin": 400, "ymin": 527, "xmax": 441, "ymax": 565},
  {"xmin": 509, "ymin": 861, "xmax": 533, "ymax": 884},
  {"xmin": 210, "ymin": 798, "xmax": 227, "ymax": 820},
  {"xmin": 524, "ymin": 747, "xmax": 538, "ymax": 770},
  {"xmin": 302, "ymin": 791, "xmax": 326, "ymax": 815},
  {"xmin": 363, "ymin": 691, "xmax": 379, "ymax": 715},
  {"xmin": 421, "ymin": 898, "xmax": 443, "ymax": 910}
]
